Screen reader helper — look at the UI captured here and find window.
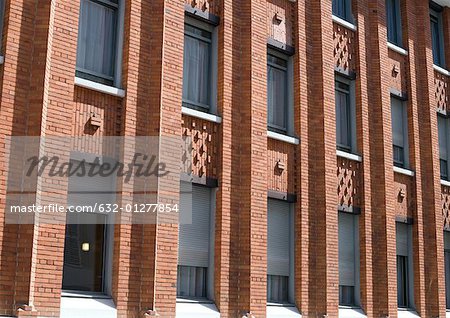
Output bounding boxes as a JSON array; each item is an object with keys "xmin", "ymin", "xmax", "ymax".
[
  {"xmin": 267, "ymin": 199, "xmax": 294, "ymax": 304},
  {"xmin": 438, "ymin": 115, "xmax": 450, "ymax": 180},
  {"xmin": 396, "ymin": 223, "xmax": 413, "ymax": 308},
  {"xmin": 0, "ymin": 0, "xmax": 5, "ymax": 52},
  {"xmin": 430, "ymin": 6, "xmax": 445, "ymax": 67},
  {"xmin": 267, "ymin": 53, "xmax": 287, "ymax": 132},
  {"xmin": 338, "ymin": 212, "xmax": 359, "ymax": 306},
  {"xmin": 391, "ymin": 97, "xmax": 409, "ymax": 168},
  {"xmin": 76, "ymin": 0, "xmax": 123, "ymax": 86},
  {"xmin": 177, "ymin": 184, "xmax": 214, "ymax": 299},
  {"xmin": 182, "ymin": 18, "xmax": 217, "ymax": 112},
  {"xmin": 386, "ymin": 0, "xmax": 402, "ymax": 46},
  {"xmin": 333, "ymin": 0, "xmax": 352, "ymax": 22},
  {"xmin": 335, "ymin": 77, "xmax": 356, "ymax": 153},
  {"xmin": 445, "ymin": 231, "xmax": 450, "ymax": 309}
]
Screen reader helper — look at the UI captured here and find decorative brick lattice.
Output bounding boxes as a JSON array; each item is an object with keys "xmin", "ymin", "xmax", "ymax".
[
  {"xmin": 442, "ymin": 185, "xmax": 450, "ymax": 230},
  {"xmin": 333, "ymin": 23, "xmax": 356, "ymax": 73},
  {"xmin": 435, "ymin": 71, "xmax": 449, "ymax": 113},
  {"xmin": 185, "ymin": 0, "xmax": 219, "ymax": 16},
  {"xmin": 181, "ymin": 115, "xmax": 218, "ymax": 178},
  {"xmin": 337, "ymin": 157, "xmax": 361, "ymax": 208}
]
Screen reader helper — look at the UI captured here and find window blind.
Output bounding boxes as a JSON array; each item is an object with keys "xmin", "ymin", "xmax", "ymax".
[
  {"xmin": 178, "ymin": 185, "xmax": 211, "ymax": 268},
  {"xmin": 267, "ymin": 199, "xmax": 290, "ymax": 277},
  {"xmin": 391, "ymin": 97, "xmax": 405, "ymax": 149},
  {"xmin": 339, "ymin": 212, "xmax": 356, "ymax": 288},
  {"xmin": 445, "ymin": 231, "xmax": 450, "ymax": 309},
  {"xmin": 76, "ymin": 0, "xmax": 118, "ymax": 84},
  {"xmin": 396, "ymin": 222, "xmax": 409, "ymax": 257}
]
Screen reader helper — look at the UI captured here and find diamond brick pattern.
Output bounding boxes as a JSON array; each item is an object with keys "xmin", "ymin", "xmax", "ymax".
[
  {"xmin": 337, "ymin": 156, "xmax": 361, "ymax": 208},
  {"xmin": 442, "ymin": 185, "xmax": 450, "ymax": 230},
  {"xmin": 181, "ymin": 114, "xmax": 218, "ymax": 178},
  {"xmin": 333, "ymin": 23, "xmax": 356, "ymax": 73},
  {"xmin": 435, "ymin": 71, "xmax": 449, "ymax": 113},
  {"xmin": 185, "ymin": 0, "xmax": 219, "ymax": 16}
]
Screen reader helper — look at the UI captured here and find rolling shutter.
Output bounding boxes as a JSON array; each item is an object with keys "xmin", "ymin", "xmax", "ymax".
[
  {"xmin": 339, "ymin": 212, "xmax": 356, "ymax": 287},
  {"xmin": 178, "ymin": 185, "xmax": 211, "ymax": 268},
  {"xmin": 396, "ymin": 223, "xmax": 409, "ymax": 257},
  {"xmin": 267, "ymin": 199, "xmax": 290, "ymax": 277}
]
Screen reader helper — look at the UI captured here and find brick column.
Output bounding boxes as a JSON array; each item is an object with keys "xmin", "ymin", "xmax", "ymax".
[
  {"xmin": 0, "ymin": 0, "xmax": 36, "ymax": 315},
  {"xmin": 293, "ymin": 0, "xmax": 308, "ymax": 313},
  {"xmin": 237, "ymin": 0, "xmax": 268, "ymax": 316},
  {"xmin": 353, "ymin": 0, "xmax": 375, "ymax": 315},
  {"xmin": 410, "ymin": 0, "xmax": 447, "ymax": 316},
  {"xmin": 151, "ymin": 0, "xmax": 184, "ymax": 316},
  {"xmin": 363, "ymin": 0, "xmax": 398, "ymax": 316},
  {"xmin": 15, "ymin": 0, "xmax": 80, "ymax": 316},
  {"xmin": 214, "ymin": 0, "xmax": 236, "ymax": 315},
  {"xmin": 301, "ymin": 0, "xmax": 338, "ymax": 316}
]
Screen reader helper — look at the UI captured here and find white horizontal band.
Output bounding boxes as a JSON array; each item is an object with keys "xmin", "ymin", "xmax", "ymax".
[
  {"xmin": 434, "ymin": 64, "xmax": 450, "ymax": 77},
  {"xmin": 181, "ymin": 106, "xmax": 222, "ymax": 124},
  {"xmin": 387, "ymin": 42, "xmax": 408, "ymax": 56},
  {"xmin": 336, "ymin": 150, "xmax": 363, "ymax": 162},
  {"xmin": 393, "ymin": 166, "xmax": 415, "ymax": 176},
  {"xmin": 267, "ymin": 131, "xmax": 300, "ymax": 145},
  {"xmin": 74, "ymin": 77, "xmax": 126, "ymax": 98},
  {"xmin": 332, "ymin": 15, "xmax": 357, "ymax": 31},
  {"xmin": 441, "ymin": 179, "xmax": 450, "ymax": 187}
]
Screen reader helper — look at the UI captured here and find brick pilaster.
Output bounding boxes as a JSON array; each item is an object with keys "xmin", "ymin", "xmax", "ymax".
[{"xmin": 237, "ymin": 0, "xmax": 268, "ymax": 316}]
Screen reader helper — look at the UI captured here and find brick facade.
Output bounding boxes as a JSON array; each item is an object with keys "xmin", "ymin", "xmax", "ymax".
[{"xmin": 0, "ymin": 0, "xmax": 449, "ymax": 317}]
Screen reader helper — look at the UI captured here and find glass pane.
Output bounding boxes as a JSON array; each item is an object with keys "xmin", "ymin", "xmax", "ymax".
[
  {"xmin": 62, "ymin": 213, "xmax": 107, "ymax": 292},
  {"xmin": 397, "ymin": 255, "xmax": 409, "ymax": 308},
  {"xmin": 267, "ymin": 275, "xmax": 289, "ymax": 303},
  {"xmin": 182, "ymin": 31, "xmax": 211, "ymax": 108},
  {"xmin": 267, "ymin": 64, "xmax": 287, "ymax": 130},
  {"xmin": 441, "ymin": 159, "xmax": 448, "ymax": 180},
  {"xmin": 177, "ymin": 265, "xmax": 207, "ymax": 298},
  {"xmin": 339, "ymin": 285, "xmax": 355, "ymax": 306},
  {"xmin": 446, "ymin": 251, "xmax": 450, "ymax": 309},
  {"xmin": 431, "ymin": 15, "xmax": 442, "ymax": 66},
  {"xmin": 386, "ymin": 0, "xmax": 400, "ymax": 44},
  {"xmin": 76, "ymin": 0, "xmax": 117, "ymax": 81},
  {"xmin": 336, "ymin": 85, "xmax": 351, "ymax": 150},
  {"xmin": 393, "ymin": 145, "xmax": 404, "ymax": 167}
]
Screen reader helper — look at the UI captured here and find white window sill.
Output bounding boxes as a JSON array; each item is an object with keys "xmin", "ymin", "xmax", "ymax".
[
  {"xmin": 332, "ymin": 15, "xmax": 357, "ymax": 31},
  {"xmin": 0, "ymin": 55, "xmax": 4, "ymax": 64},
  {"xmin": 266, "ymin": 305, "xmax": 301, "ymax": 318},
  {"xmin": 175, "ymin": 301, "xmax": 220, "ymax": 318},
  {"xmin": 441, "ymin": 179, "xmax": 450, "ymax": 187},
  {"xmin": 181, "ymin": 106, "xmax": 222, "ymax": 124},
  {"xmin": 397, "ymin": 309, "xmax": 420, "ymax": 318},
  {"xmin": 267, "ymin": 131, "xmax": 300, "ymax": 145},
  {"xmin": 74, "ymin": 77, "xmax": 126, "ymax": 98},
  {"xmin": 339, "ymin": 307, "xmax": 366, "ymax": 318},
  {"xmin": 447, "ymin": 309, "xmax": 450, "ymax": 318},
  {"xmin": 434, "ymin": 64, "xmax": 450, "ymax": 77},
  {"xmin": 336, "ymin": 149, "xmax": 362, "ymax": 162},
  {"xmin": 393, "ymin": 166, "xmax": 415, "ymax": 177},
  {"xmin": 387, "ymin": 42, "xmax": 408, "ymax": 56}
]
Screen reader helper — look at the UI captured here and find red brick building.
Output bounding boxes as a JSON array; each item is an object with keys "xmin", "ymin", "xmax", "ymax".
[{"xmin": 0, "ymin": 0, "xmax": 450, "ymax": 317}]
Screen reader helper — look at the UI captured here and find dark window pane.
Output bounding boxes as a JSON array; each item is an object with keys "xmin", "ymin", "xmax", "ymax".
[
  {"xmin": 333, "ymin": 0, "xmax": 351, "ymax": 21},
  {"xmin": 267, "ymin": 275, "xmax": 289, "ymax": 303},
  {"xmin": 267, "ymin": 55, "xmax": 288, "ymax": 131},
  {"xmin": 339, "ymin": 285, "xmax": 355, "ymax": 306},
  {"xmin": 397, "ymin": 255, "xmax": 409, "ymax": 308},
  {"xmin": 336, "ymin": 81, "xmax": 352, "ymax": 151},
  {"xmin": 182, "ymin": 25, "xmax": 212, "ymax": 110},
  {"xmin": 177, "ymin": 265, "xmax": 207, "ymax": 299},
  {"xmin": 393, "ymin": 145, "xmax": 405, "ymax": 167},
  {"xmin": 76, "ymin": 0, "xmax": 118, "ymax": 85},
  {"xmin": 387, "ymin": 0, "xmax": 401, "ymax": 45},
  {"xmin": 446, "ymin": 251, "xmax": 450, "ymax": 309},
  {"xmin": 441, "ymin": 159, "xmax": 448, "ymax": 180},
  {"xmin": 431, "ymin": 14, "xmax": 443, "ymax": 66}
]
